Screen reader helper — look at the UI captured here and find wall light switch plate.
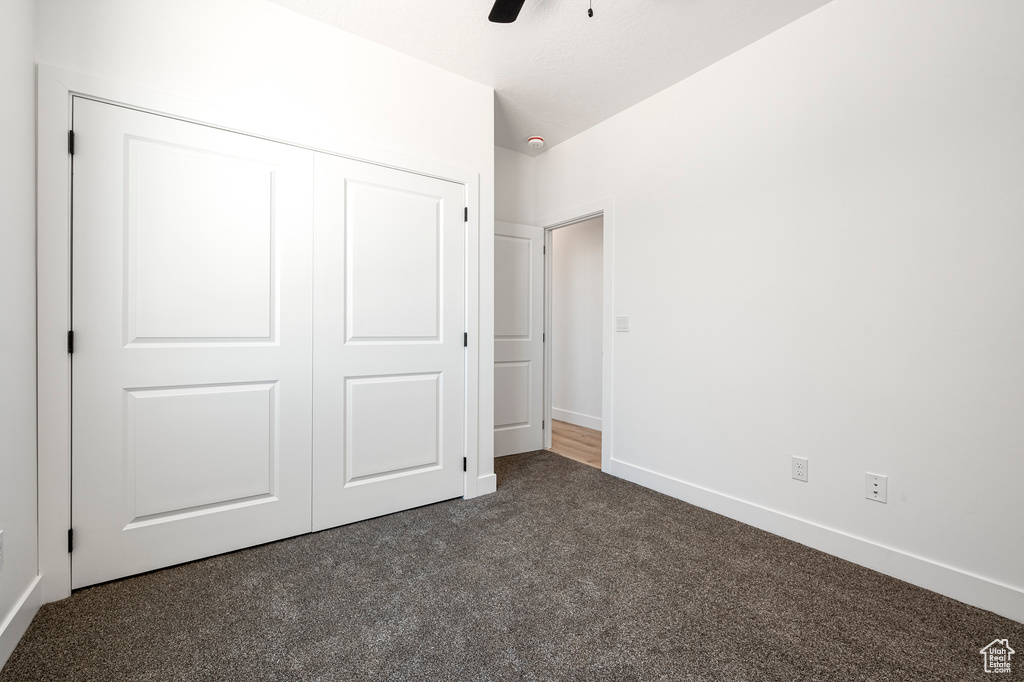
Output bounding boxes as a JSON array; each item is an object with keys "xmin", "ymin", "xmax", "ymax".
[
  {"xmin": 865, "ymin": 473, "xmax": 887, "ymax": 503},
  {"xmin": 616, "ymin": 316, "xmax": 630, "ymax": 332}
]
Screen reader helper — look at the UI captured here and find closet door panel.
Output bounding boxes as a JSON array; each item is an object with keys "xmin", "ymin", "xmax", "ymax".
[
  {"xmin": 71, "ymin": 97, "xmax": 314, "ymax": 588},
  {"xmin": 312, "ymin": 153, "xmax": 466, "ymax": 531}
]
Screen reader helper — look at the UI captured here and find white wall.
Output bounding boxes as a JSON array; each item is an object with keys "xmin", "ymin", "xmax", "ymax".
[
  {"xmin": 551, "ymin": 217, "xmax": 603, "ymax": 430},
  {"xmin": 535, "ymin": 0, "xmax": 1024, "ymax": 621},
  {"xmin": 0, "ymin": 0, "xmax": 42, "ymax": 666},
  {"xmin": 495, "ymin": 145, "xmax": 536, "ymax": 225},
  {"xmin": 38, "ymin": 0, "xmax": 493, "ymax": 178}
]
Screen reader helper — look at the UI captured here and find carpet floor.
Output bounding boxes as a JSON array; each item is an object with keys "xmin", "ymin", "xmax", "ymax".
[{"xmin": 2, "ymin": 451, "xmax": 1021, "ymax": 681}]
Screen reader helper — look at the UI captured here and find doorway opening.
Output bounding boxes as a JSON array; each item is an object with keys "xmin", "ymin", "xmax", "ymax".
[
  {"xmin": 544, "ymin": 215, "xmax": 603, "ymax": 469},
  {"xmin": 494, "ymin": 201, "xmax": 612, "ymax": 472}
]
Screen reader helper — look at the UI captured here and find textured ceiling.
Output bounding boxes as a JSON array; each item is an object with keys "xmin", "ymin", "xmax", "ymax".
[{"xmin": 266, "ymin": 0, "xmax": 832, "ymax": 155}]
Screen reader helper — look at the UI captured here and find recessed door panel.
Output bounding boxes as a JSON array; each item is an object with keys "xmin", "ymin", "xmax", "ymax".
[
  {"xmin": 71, "ymin": 98, "xmax": 313, "ymax": 589},
  {"xmin": 313, "ymin": 153, "xmax": 466, "ymax": 531},
  {"xmin": 127, "ymin": 139, "xmax": 275, "ymax": 343},
  {"xmin": 494, "ymin": 221, "xmax": 545, "ymax": 456},
  {"xmin": 347, "ymin": 183, "xmax": 440, "ymax": 342},
  {"xmin": 347, "ymin": 374, "xmax": 440, "ymax": 481},
  {"xmin": 494, "ymin": 361, "xmax": 531, "ymax": 429},
  {"xmin": 495, "ymin": 235, "xmax": 532, "ymax": 339},
  {"xmin": 126, "ymin": 382, "xmax": 276, "ymax": 522}
]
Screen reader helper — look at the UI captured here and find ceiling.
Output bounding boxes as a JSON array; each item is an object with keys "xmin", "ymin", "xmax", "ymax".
[{"xmin": 266, "ymin": 0, "xmax": 832, "ymax": 156}]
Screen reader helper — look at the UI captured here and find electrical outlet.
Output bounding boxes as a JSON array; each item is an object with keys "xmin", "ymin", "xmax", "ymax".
[
  {"xmin": 616, "ymin": 316, "xmax": 630, "ymax": 332},
  {"xmin": 865, "ymin": 473, "xmax": 887, "ymax": 503},
  {"xmin": 0, "ymin": 529, "xmax": 5, "ymax": 572},
  {"xmin": 792, "ymin": 456, "xmax": 808, "ymax": 482}
]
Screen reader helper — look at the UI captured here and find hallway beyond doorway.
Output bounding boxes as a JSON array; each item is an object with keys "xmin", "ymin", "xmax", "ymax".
[{"xmin": 549, "ymin": 419, "xmax": 601, "ymax": 468}]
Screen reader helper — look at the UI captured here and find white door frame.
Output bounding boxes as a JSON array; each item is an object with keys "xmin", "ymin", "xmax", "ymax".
[
  {"xmin": 37, "ymin": 64, "xmax": 486, "ymax": 603},
  {"xmin": 539, "ymin": 200, "xmax": 615, "ymax": 472}
]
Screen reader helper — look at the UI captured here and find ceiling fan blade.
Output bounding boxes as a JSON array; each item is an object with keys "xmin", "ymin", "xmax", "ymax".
[{"xmin": 488, "ymin": 0, "xmax": 526, "ymax": 23}]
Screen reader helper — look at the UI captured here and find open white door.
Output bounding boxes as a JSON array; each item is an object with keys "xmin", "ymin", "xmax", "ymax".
[
  {"xmin": 71, "ymin": 98, "xmax": 314, "ymax": 588},
  {"xmin": 494, "ymin": 221, "xmax": 545, "ymax": 456},
  {"xmin": 311, "ymin": 153, "xmax": 467, "ymax": 531}
]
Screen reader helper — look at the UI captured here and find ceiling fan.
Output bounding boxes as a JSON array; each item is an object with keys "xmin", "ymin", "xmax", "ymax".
[
  {"xmin": 488, "ymin": 0, "xmax": 526, "ymax": 23},
  {"xmin": 488, "ymin": 0, "xmax": 594, "ymax": 23}
]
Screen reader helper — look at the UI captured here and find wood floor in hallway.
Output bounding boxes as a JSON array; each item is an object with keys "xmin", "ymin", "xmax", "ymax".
[{"xmin": 550, "ymin": 419, "xmax": 601, "ymax": 468}]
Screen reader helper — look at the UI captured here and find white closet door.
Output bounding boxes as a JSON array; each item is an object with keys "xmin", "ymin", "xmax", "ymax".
[
  {"xmin": 71, "ymin": 98, "xmax": 314, "ymax": 588},
  {"xmin": 494, "ymin": 221, "xmax": 545, "ymax": 456},
  {"xmin": 311, "ymin": 153, "xmax": 466, "ymax": 531}
]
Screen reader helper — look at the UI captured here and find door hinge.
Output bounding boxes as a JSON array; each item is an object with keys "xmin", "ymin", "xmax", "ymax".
[
  {"xmin": 68, "ymin": 528, "xmax": 74, "ymax": 553},
  {"xmin": 543, "ymin": 244, "xmax": 546, "ymax": 255},
  {"xmin": 67, "ymin": 330, "xmax": 75, "ymax": 354},
  {"xmin": 464, "ymin": 207, "xmax": 468, "ymax": 222},
  {"xmin": 68, "ymin": 130, "xmax": 75, "ymax": 155},
  {"xmin": 464, "ymin": 332, "xmax": 468, "ymax": 347},
  {"xmin": 463, "ymin": 456, "xmax": 467, "ymax": 472},
  {"xmin": 542, "ymin": 420, "xmax": 545, "ymax": 430},
  {"xmin": 543, "ymin": 332, "xmax": 545, "ymax": 343}
]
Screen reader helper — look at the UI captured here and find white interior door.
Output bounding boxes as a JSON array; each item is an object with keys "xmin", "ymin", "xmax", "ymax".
[
  {"xmin": 311, "ymin": 153, "xmax": 466, "ymax": 531},
  {"xmin": 494, "ymin": 221, "xmax": 545, "ymax": 456},
  {"xmin": 71, "ymin": 98, "xmax": 314, "ymax": 588}
]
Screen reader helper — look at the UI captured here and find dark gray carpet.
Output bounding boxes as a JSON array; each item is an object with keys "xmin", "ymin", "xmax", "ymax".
[{"xmin": 3, "ymin": 451, "xmax": 1021, "ymax": 681}]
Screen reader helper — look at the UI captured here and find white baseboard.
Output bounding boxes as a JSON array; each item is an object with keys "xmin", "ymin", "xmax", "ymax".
[
  {"xmin": 551, "ymin": 408, "xmax": 602, "ymax": 432},
  {"xmin": 608, "ymin": 458, "xmax": 1024, "ymax": 624},
  {"xmin": 0, "ymin": 576, "xmax": 42, "ymax": 669},
  {"xmin": 475, "ymin": 473, "xmax": 497, "ymax": 496}
]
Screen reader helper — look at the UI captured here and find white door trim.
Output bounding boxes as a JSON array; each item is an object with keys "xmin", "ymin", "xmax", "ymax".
[
  {"xmin": 538, "ymin": 200, "xmax": 615, "ymax": 473},
  {"xmin": 37, "ymin": 64, "xmax": 484, "ymax": 603}
]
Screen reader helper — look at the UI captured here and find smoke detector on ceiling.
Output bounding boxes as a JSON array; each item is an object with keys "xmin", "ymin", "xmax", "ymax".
[{"xmin": 527, "ymin": 136, "xmax": 545, "ymax": 149}]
